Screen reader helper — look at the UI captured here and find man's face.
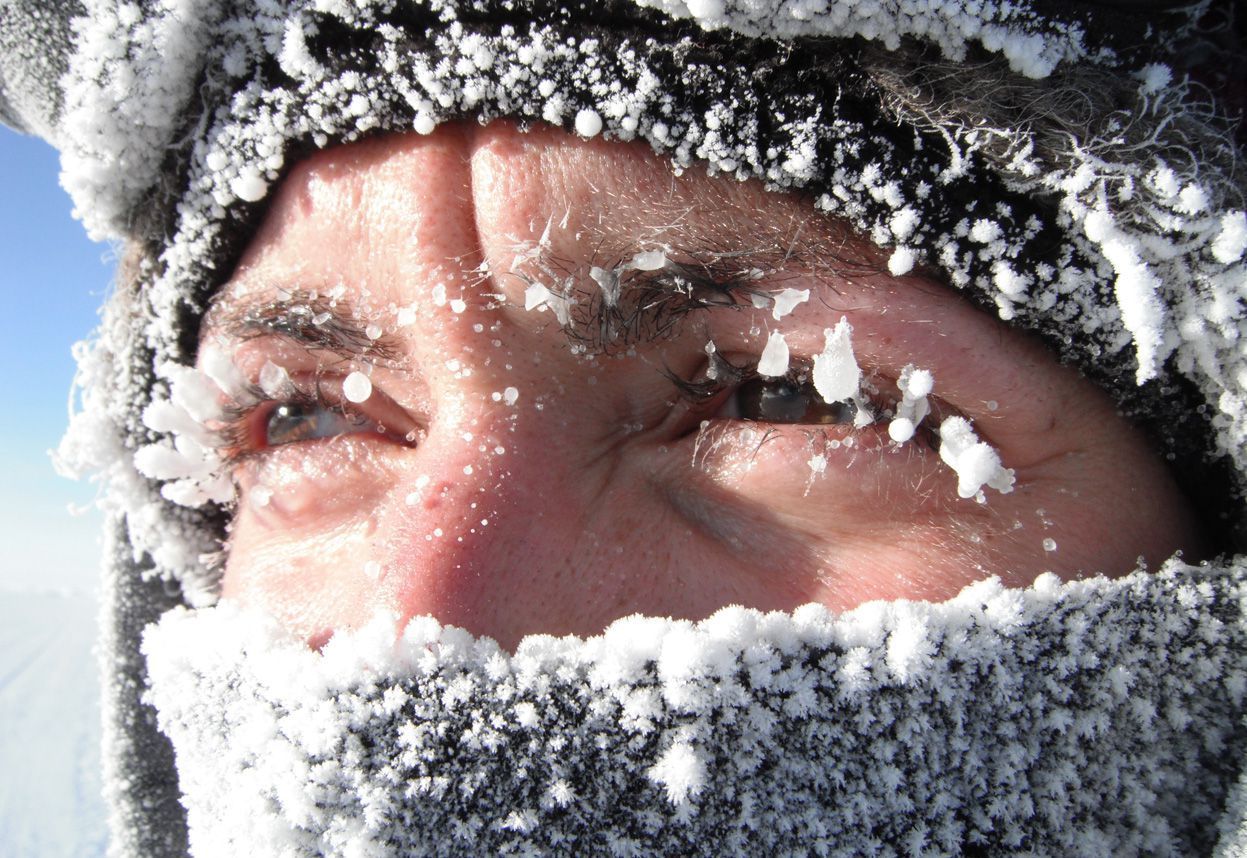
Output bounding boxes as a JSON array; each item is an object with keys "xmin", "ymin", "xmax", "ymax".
[{"xmin": 201, "ymin": 122, "xmax": 1202, "ymax": 650}]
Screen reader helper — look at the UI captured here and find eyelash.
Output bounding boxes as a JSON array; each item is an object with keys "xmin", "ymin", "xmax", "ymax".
[
  {"xmin": 210, "ymin": 339, "xmax": 942, "ymax": 481},
  {"xmin": 667, "ymin": 354, "xmax": 942, "ymax": 451},
  {"xmin": 527, "ymin": 258, "xmax": 766, "ymax": 354}
]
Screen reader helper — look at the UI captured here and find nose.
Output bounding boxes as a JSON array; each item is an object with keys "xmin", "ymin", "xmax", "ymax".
[
  {"xmin": 362, "ymin": 123, "xmax": 713, "ymax": 648},
  {"xmin": 375, "ymin": 379, "xmax": 700, "ymax": 650}
]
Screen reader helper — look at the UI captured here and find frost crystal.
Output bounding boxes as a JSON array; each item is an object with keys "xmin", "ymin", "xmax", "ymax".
[
  {"xmin": 756, "ymin": 330, "xmax": 789, "ymax": 377},
  {"xmin": 937, "ymin": 416, "xmax": 1015, "ymax": 499},
  {"xmin": 143, "ymin": 564, "xmax": 1247, "ymax": 856},
  {"xmin": 811, "ymin": 317, "xmax": 860, "ymax": 404},
  {"xmin": 647, "ymin": 741, "xmax": 706, "ymax": 807}
]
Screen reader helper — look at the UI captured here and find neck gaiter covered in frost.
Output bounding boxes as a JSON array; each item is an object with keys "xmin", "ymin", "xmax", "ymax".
[{"xmin": 145, "ymin": 564, "xmax": 1247, "ymax": 856}]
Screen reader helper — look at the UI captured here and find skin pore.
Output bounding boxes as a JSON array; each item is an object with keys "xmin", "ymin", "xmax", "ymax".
[{"xmin": 203, "ymin": 122, "xmax": 1204, "ymax": 651}]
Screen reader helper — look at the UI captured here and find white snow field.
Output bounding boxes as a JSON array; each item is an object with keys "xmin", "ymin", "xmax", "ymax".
[{"xmin": 0, "ymin": 590, "xmax": 107, "ymax": 857}]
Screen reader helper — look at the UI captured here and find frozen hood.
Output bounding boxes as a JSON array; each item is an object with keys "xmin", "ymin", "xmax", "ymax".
[{"xmin": 2, "ymin": 0, "xmax": 1246, "ymax": 855}]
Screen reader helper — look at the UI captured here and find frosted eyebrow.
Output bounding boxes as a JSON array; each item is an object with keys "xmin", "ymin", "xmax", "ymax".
[
  {"xmin": 204, "ymin": 292, "xmax": 407, "ymax": 366},
  {"xmin": 556, "ymin": 241, "xmax": 888, "ymax": 354}
]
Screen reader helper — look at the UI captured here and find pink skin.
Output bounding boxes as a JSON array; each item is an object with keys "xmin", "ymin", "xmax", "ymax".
[{"xmin": 206, "ymin": 122, "xmax": 1204, "ymax": 651}]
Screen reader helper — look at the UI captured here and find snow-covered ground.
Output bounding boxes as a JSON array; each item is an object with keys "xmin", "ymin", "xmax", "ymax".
[{"xmin": 0, "ymin": 590, "xmax": 107, "ymax": 857}]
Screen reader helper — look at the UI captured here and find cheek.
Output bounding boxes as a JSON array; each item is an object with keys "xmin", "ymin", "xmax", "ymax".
[{"xmin": 646, "ymin": 412, "xmax": 1202, "ymax": 611}]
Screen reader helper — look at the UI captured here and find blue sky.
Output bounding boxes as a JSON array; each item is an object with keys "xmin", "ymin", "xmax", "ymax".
[{"xmin": 0, "ymin": 126, "xmax": 111, "ymax": 592}]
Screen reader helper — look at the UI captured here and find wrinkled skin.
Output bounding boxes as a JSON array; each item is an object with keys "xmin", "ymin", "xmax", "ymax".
[{"xmin": 204, "ymin": 122, "xmax": 1204, "ymax": 650}]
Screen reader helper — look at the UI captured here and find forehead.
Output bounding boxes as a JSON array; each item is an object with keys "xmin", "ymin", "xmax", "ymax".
[{"xmin": 211, "ymin": 122, "xmax": 877, "ymax": 316}]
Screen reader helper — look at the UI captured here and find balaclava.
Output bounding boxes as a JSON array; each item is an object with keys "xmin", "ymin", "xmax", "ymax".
[{"xmin": 3, "ymin": 1, "xmax": 1247, "ymax": 855}]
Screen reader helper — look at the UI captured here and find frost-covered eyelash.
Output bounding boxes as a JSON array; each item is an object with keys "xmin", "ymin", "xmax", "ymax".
[
  {"xmin": 516, "ymin": 250, "xmax": 783, "ymax": 354},
  {"xmin": 665, "ymin": 353, "xmax": 947, "ymax": 450}
]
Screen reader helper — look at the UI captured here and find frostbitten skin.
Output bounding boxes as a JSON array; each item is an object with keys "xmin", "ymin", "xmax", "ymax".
[{"xmin": 204, "ymin": 123, "xmax": 1203, "ymax": 650}]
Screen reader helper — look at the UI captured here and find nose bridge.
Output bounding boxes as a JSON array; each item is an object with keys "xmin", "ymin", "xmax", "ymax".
[{"xmin": 378, "ymin": 393, "xmax": 604, "ymax": 645}]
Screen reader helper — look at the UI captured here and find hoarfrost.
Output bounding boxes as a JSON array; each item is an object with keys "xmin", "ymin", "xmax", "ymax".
[
  {"xmin": 756, "ymin": 330, "xmax": 789, "ymax": 377},
  {"xmin": 887, "ymin": 247, "xmax": 916, "ymax": 276},
  {"xmin": 141, "ymin": 564, "xmax": 1247, "ymax": 855},
  {"xmin": 811, "ymin": 317, "xmax": 860, "ymax": 405},
  {"xmin": 1212, "ymin": 212, "xmax": 1247, "ymax": 265},
  {"xmin": 647, "ymin": 741, "xmax": 706, "ymax": 807},
  {"xmin": 574, "ymin": 108, "xmax": 603, "ymax": 138}
]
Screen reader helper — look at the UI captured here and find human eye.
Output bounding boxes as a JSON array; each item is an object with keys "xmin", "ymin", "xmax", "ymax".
[
  {"xmin": 671, "ymin": 345, "xmax": 944, "ymax": 454},
  {"xmin": 653, "ymin": 297, "xmax": 1025, "ymax": 525},
  {"xmin": 720, "ymin": 371, "xmax": 862, "ymax": 425},
  {"xmin": 217, "ymin": 372, "xmax": 419, "ymax": 465}
]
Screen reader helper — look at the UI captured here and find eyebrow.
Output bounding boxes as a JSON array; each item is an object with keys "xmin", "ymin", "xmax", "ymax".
[
  {"xmin": 523, "ymin": 237, "xmax": 889, "ymax": 354},
  {"xmin": 203, "ymin": 231, "xmax": 891, "ymax": 362},
  {"xmin": 204, "ymin": 293, "xmax": 408, "ymax": 365}
]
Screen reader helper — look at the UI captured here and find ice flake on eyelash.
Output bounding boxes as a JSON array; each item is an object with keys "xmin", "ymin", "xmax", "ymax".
[
  {"xmin": 629, "ymin": 249, "xmax": 667, "ymax": 272},
  {"xmin": 258, "ymin": 360, "xmax": 293, "ymax": 398},
  {"xmin": 888, "ymin": 365, "xmax": 934, "ymax": 444},
  {"xmin": 591, "ymin": 249, "xmax": 669, "ymax": 308},
  {"xmin": 756, "ymin": 330, "xmax": 790, "ymax": 377},
  {"xmin": 395, "ymin": 304, "xmax": 418, "ymax": 327},
  {"xmin": 769, "ymin": 288, "xmax": 809, "ymax": 321},
  {"xmin": 590, "ymin": 266, "xmax": 622, "ymax": 307},
  {"xmin": 811, "ymin": 317, "xmax": 861, "ymax": 405},
  {"xmin": 343, "ymin": 371, "xmax": 373, "ymax": 403},
  {"xmin": 523, "ymin": 281, "xmax": 575, "ymax": 326},
  {"xmin": 938, "ymin": 416, "xmax": 1015, "ymax": 499}
]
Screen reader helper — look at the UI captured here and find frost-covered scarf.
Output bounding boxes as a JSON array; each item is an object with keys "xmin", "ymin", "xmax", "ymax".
[
  {"xmin": 2, "ymin": 1, "xmax": 1247, "ymax": 856},
  {"xmin": 146, "ymin": 564, "xmax": 1247, "ymax": 857}
]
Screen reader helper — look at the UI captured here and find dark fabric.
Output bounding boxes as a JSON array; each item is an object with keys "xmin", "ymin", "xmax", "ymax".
[{"xmin": 99, "ymin": 517, "xmax": 190, "ymax": 857}]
